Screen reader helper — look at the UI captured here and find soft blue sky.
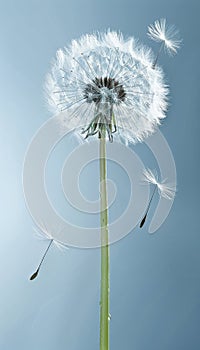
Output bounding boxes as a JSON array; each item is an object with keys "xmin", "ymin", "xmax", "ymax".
[{"xmin": 0, "ymin": 0, "xmax": 199, "ymax": 349}]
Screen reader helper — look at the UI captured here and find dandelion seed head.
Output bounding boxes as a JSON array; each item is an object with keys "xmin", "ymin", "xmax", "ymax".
[
  {"xmin": 45, "ymin": 29, "xmax": 169, "ymax": 143},
  {"xmin": 143, "ymin": 168, "xmax": 176, "ymax": 200},
  {"xmin": 148, "ymin": 18, "xmax": 181, "ymax": 55}
]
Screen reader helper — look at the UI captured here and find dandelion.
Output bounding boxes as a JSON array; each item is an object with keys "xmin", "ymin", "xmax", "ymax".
[
  {"xmin": 148, "ymin": 18, "xmax": 181, "ymax": 68},
  {"xmin": 30, "ymin": 223, "xmax": 68, "ymax": 280},
  {"xmin": 140, "ymin": 168, "xmax": 176, "ymax": 228},
  {"xmin": 43, "ymin": 23, "xmax": 180, "ymax": 350},
  {"xmin": 45, "ymin": 30, "xmax": 168, "ymax": 144}
]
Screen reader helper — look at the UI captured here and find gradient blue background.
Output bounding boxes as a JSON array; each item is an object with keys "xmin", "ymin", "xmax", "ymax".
[{"xmin": 0, "ymin": 0, "xmax": 199, "ymax": 349}]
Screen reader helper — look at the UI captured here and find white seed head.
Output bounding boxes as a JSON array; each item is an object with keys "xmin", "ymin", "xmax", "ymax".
[
  {"xmin": 147, "ymin": 18, "xmax": 181, "ymax": 55},
  {"xmin": 143, "ymin": 168, "xmax": 176, "ymax": 200},
  {"xmin": 45, "ymin": 30, "xmax": 169, "ymax": 143}
]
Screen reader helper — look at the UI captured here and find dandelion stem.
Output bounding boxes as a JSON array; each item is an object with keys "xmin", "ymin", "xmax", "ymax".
[{"xmin": 99, "ymin": 127, "xmax": 110, "ymax": 350}]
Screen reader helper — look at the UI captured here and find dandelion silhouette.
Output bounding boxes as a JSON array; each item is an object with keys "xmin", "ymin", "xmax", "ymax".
[
  {"xmin": 140, "ymin": 168, "xmax": 176, "ymax": 228},
  {"xmin": 30, "ymin": 18, "xmax": 181, "ymax": 350}
]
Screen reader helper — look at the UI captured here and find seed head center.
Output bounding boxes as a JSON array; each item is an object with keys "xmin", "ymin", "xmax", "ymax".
[{"xmin": 84, "ymin": 76, "xmax": 126, "ymax": 104}]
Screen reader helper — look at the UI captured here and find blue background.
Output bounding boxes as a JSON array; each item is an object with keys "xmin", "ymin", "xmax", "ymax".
[{"xmin": 0, "ymin": 0, "xmax": 199, "ymax": 349}]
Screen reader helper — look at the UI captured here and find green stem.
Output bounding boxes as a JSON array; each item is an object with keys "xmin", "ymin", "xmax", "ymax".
[{"xmin": 99, "ymin": 131, "xmax": 110, "ymax": 350}]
